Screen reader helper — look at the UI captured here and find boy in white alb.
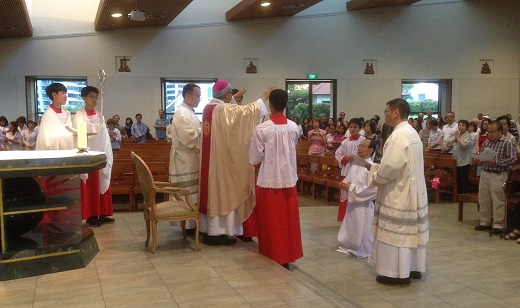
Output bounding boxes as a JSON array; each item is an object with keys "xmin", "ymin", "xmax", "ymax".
[
  {"xmin": 334, "ymin": 118, "xmax": 365, "ymax": 221},
  {"xmin": 337, "ymin": 138, "xmax": 378, "ymax": 258}
]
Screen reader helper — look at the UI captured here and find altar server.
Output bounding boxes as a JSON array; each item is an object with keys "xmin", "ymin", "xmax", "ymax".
[{"xmin": 249, "ymin": 89, "xmax": 303, "ymax": 268}]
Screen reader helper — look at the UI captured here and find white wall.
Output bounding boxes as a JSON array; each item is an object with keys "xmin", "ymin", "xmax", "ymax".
[{"xmin": 0, "ymin": 0, "xmax": 518, "ymax": 124}]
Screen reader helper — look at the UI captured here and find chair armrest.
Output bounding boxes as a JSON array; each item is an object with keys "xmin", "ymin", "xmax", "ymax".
[
  {"xmin": 155, "ymin": 181, "xmax": 173, "ymax": 187},
  {"xmin": 155, "ymin": 186, "xmax": 185, "ymax": 194}
]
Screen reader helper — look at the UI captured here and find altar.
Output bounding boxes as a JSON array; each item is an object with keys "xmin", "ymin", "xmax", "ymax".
[{"xmin": 0, "ymin": 150, "xmax": 107, "ymax": 280}]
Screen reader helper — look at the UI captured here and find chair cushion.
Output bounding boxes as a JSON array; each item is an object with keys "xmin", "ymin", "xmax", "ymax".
[{"xmin": 144, "ymin": 200, "xmax": 197, "ymax": 219}]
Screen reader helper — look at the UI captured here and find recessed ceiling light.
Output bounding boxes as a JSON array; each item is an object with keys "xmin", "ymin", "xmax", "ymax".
[
  {"xmin": 261, "ymin": 2, "xmax": 271, "ymax": 7},
  {"xmin": 111, "ymin": 13, "xmax": 123, "ymax": 18}
]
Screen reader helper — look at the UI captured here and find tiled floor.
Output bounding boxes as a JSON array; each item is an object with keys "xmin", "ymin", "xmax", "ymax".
[{"xmin": 2, "ymin": 195, "xmax": 520, "ymax": 307}]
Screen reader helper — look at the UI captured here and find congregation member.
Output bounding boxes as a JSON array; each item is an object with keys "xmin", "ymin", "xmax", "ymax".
[
  {"xmin": 16, "ymin": 116, "xmax": 28, "ymax": 133},
  {"xmin": 199, "ymin": 79, "xmax": 272, "ymax": 246},
  {"xmin": 329, "ymin": 124, "xmax": 346, "ymax": 152},
  {"xmin": 449, "ymin": 120, "xmax": 476, "ymax": 194},
  {"xmin": 497, "ymin": 115, "xmax": 517, "ymax": 145},
  {"xmin": 363, "ymin": 98, "xmax": 428, "ymax": 285},
  {"xmin": 169, "ymin": 83, "xmax": 202, "ymax": 234},
  {"xmin": 336, "ymin": 138, "xmax": 378, "ymax": 259},
  {"xmin": 112, "ymin": 115, "xmax": 126, "ymax": 137},
  {"xmin": 478, "ymin": 118, "xmax": 492, "ymax": 153},
  {"xmin": 73, "ymin": 86, "xmax": 114, "ymax": 227},
  {"xmin": 36, "ymin": 83, "xmax": 74, "ymax": 150},
  {"xmin": 335, "ymin": 118, "xmax": 365, "ymax": 221},
  {"xmin": 124, "ymin": 117, "xmax": 133, "ymax": 138},
  {"xmin": 6, "ymin": 121, "xmax": 23, "ymax": 150},
  {"xmin": 441, "ymin": 111, "xmax": 457, "ymax": 153},
  {"xmin": 292, "ymin": 116, "xmax": 303, "ymax": 139},
  {"xmin": 319, "ymin": 116, "xmax": 328, "ymax": 129},
  {"xmin": 248, "ymin": 89, "xmax": 303, "ymax": 269},
  {"xmin": 474, "ymin": 121, "xmax": 516, "ymax": 233},
  {"xmin": 22, "ymin": 120, "xmax": 38, "ymax": 150},
  {"xmin": 0, "ymin": 116, "xmax": 9, "ymax": 136},
  {"xmin": 153, "ymin": 109, "xmax": 169, "ymax": 140},
  {"xmin": 425, "ymin": 119, "xmax": 442, "ymax": 151},
  {"xmin": 308, "ymin": 118, "xmax": 327, "ymax": 157},
  {"xmin": 107, "ymin": 119, "xmax": 122, "ymax": 150},
  {"xmin": 337, "ymin": 111, "xmax": 346, "ymax": 127},
  {"xmin": 131, "ymin": 113, "xmax": 148, "ymax": 143},
  {"xmin": 468, "ymin": 121, "xmax": 479, "ymax": 154}
]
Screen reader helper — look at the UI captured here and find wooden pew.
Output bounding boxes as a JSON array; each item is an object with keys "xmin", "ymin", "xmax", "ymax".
[
  {"xmin": 110, "ymin": 141, "xmax": 171, "ymax": 211},
  {"xmin": 424, "ymin": 152, "xmax": 457, "ymax": 203},
  {"xmin": 456, "ymin": 163, "xmax": 480, "ymax": 221}
]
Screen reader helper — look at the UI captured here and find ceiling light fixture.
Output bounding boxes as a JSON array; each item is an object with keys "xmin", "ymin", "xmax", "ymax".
[
  {"xmin": 111, "ymin": 13, "xmax": 122, "ymax": 18},
  {"xmin": 261, "ymin": 2, "xmax": 271, "ymax": 7}
]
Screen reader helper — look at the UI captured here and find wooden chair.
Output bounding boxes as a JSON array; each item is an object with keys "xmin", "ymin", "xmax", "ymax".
[
  {"xmin": 133, "ymin": 161, "xmax": 170, "ymax": 211},
  {"xmin": 131, "ymin": 152, "xmax": 200, "ymax": 253}
]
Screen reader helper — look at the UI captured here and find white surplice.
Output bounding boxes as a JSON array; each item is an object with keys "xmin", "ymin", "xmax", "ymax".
[
  {"xmin": 337, "ymin": 158, "xmax": 377, "ymax": 259},
  {"xmin": 335, "ymin": 136, "xmax": 366, "ymax": 177},
  {"xmin": 73, "ymin": 107, "xmax": 113, "ymax": 194},
  {"xmin": 35, "ymin": 107, "xmax": 74, "ymax": 151},
  {"xmin": 249, "ymin": 119, "xmax": 300, "ymax": 188}
]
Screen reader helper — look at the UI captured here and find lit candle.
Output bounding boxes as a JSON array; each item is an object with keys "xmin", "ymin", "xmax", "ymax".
[{"xmin": 77, "ymin": 120, "xmax": 87, "ymax": 149}]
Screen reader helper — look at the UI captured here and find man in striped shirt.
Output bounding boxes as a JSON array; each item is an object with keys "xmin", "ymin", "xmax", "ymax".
[{"xmin": 475, "ymin": 121, "xmax": 517, "ymax": 233}]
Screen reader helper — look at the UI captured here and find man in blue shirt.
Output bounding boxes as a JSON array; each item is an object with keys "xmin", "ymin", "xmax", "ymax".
[
  {"xmin": 131, "ymin": 113, "xmax": 148, "ymax": 143},
  {"xmin": 153, "ymin": 110, "xmax": 169, "ymax": 140}
]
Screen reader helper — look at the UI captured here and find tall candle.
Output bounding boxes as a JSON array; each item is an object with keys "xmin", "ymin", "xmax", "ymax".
[{"xmin": 77, "ymin": 120, "xmax": 87, "ymax": 149}]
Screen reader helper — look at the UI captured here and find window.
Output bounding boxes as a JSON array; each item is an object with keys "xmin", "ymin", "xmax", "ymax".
[
  {"xmin": 401, "ymin": 80, "xmax": 452, "ymax": 119},
  {"xmin": 26, "ymin": 77, "xmax": 87, "ymax": 120},
  {"xmin": 162, "ymin": 79, "xmax": 216, "ymax": 121},
  {"xmin": 285, "ymin": 79, "xmax": 337, "ymax": 123}
]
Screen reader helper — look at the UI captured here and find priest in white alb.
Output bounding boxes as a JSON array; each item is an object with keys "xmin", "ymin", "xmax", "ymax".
[
  {"xmin": 169, "ymin": 83, "xmax": 202, "ymax": 234},
  {"xmin": 199, "ymin": 80, "xmax": 273, "ymax": 246},
  {"xmin": 363, "ymin": 98, "xmax": 429, "ymax": 285}
]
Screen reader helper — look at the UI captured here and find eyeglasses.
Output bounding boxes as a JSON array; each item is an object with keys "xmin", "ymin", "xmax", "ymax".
[{"xmin": 384, "ymin": 109, "xmax": 394, "ymax": 114}]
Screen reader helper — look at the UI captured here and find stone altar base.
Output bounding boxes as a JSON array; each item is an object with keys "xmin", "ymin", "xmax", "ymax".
[{"xmin": 0, "ymin": 226, "xmax": 99, "ymax": 281}]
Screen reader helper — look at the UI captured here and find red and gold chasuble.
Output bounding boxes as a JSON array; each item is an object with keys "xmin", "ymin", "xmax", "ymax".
[{"xmin": 198, "ymin": 101, "xmax": 262, "ymax": 222}]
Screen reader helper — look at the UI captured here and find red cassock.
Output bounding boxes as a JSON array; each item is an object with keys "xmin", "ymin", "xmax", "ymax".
[
  {"xmin": 250, "ymin": 186, "xmax": 303, "ymax": 265},
  {"xmin": 80, "ymin": 171, "xmax": 113, "ymax": 219},
  {"xmin": 337, "ymin": 200, "xmax": 348, "ymax": 221}
]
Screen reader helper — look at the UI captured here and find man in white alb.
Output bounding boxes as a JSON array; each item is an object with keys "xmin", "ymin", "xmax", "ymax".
[
  {"xmin": 362, "ymin": 98, "xmax": 429, "ymax": 285},
  {"xmin": 169, "ymin": 83, "xmax": 202, "ymax": 234}
]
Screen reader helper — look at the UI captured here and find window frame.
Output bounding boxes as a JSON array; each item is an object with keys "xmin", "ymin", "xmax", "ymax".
[
  {"xmin": 161, "ymin": 78, "xmax": 217, "ymax": 121},
  {"xmin": 401, "ymin": 79, "xmax": 452, "ymax": 119},
  {"xmin": 26, "ymin": 76, "xmax": 88, "ymax": 121}
]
